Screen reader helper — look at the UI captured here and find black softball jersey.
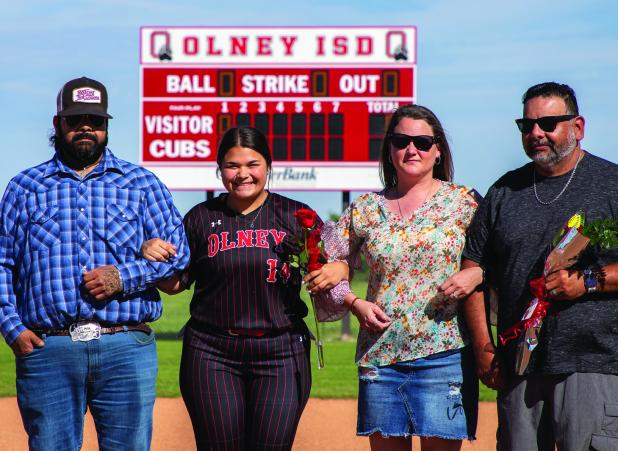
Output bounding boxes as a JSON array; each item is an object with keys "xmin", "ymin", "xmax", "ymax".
[{"xmin": 183, "ymin": 192, "xmax": 319, "ymax": 331}]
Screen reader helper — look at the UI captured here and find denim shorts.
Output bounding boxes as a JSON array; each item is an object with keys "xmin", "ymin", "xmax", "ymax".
[{"xmin": 357, "ymin": 347, "xmax": 478, "ymax": 440}]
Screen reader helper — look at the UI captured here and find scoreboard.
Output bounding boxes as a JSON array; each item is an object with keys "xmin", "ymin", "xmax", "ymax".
[{"xmin": 140, "ymin": 26, "xmax": 416, "ymax": 191}]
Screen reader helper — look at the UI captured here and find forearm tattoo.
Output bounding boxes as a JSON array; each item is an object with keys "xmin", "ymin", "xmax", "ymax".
[{"xmin": 102, "ymin": 266, "xmax": 123, "ymax": 294}]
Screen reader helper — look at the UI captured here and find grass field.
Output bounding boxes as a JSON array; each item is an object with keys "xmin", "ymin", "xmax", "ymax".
[{"xmin": 0, "ymin": 274, "xmax": 497, "ymax": 401}]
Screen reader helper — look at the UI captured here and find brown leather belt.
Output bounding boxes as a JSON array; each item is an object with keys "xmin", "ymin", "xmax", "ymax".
[{"xmin": 32, "ymin": 323, "xmax": 151, "ymax": 337}]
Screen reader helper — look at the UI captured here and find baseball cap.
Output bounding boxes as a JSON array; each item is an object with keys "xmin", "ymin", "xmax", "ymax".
[{"xmin": 56, "ymin": 76, "xmax": 113, "ymax": 118}]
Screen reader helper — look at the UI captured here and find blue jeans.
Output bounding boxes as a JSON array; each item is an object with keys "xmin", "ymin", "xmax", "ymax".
[{"xmin": 16, "ymin": 329, "xmax": 158, "ymax": 451}]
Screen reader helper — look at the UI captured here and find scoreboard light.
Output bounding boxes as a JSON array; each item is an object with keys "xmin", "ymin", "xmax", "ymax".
[
  {"xmin": 311, "ymin": 71, "xmax": 328, "ymax": 97},
  {"xmin": 382, "ymin": 70, "xmax": 399, "ymax": 97},
  {"xmin": 218, "ymin": 113, "xmax": 232, "ymax": 134},
  {"xmin": 140, "ymin": 26, "xmax": 416, "ymax": 191},
  {"xmin": 218, "ymin": 71, "xmax": 235, "ymax": 96}
]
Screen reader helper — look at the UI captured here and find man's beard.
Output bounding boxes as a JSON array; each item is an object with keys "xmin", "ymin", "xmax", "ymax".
[
  {"xmin": 55, "ymin": 131, "xmax": 108, "ymax": 167},
  {"xmin": 525, "ymin": 128, "xmax": 577, "ymax": 168}
]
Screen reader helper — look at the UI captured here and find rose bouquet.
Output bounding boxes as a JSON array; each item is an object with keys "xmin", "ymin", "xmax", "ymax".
[
  {"xmin": 499, "ymin": 212, "xmax": 618, "ymax": 374},
  {"xmin": 289, "ymin": 208, "xmax": 327, "ymax": 369}
]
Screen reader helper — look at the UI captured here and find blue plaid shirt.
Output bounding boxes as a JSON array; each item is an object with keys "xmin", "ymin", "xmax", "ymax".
[{"xmin": 0, "ymin": 149, "xmax": 189, "ymax": 345}]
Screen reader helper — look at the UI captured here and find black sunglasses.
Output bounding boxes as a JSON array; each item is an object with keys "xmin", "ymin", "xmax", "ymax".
[
  {"xmin": 64, "ymin": 114, "xmax": 106, "ymax": 128},
  {"xmin": 388, "ymin": 133, "xmax": 438, "ymax": 151},
  {"xmin": 515, "ymin": 115, "xmax": 576, "ymax": 134}
]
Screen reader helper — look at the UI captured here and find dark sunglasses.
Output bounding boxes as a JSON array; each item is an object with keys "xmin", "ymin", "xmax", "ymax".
[
  {"xmin": 515, "ymin": 115, "xmax": 576, "ymax": 134},
  {"xmin": 388, "ymin": 133, "xmax": 438, "ymax": 151},
  {"xmin": 64, "ymin": 114, "xmax": 106, "ymax": 128}
]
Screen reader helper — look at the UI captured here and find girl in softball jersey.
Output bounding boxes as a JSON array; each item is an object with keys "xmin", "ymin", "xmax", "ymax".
[{"xmin": 142, "ymin": 126, "xmax": 346, "ymax": 450}]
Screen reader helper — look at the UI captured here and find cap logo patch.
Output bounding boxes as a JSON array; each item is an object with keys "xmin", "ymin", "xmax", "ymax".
[{"xmin": 72, "ymin": 87, "xmax": 101, "ymax": 103}]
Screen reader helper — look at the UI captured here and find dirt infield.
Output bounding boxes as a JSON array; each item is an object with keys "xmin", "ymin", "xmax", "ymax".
[{"xmin": 0, "ymin": 398, "xmax": 497, "ymax": 450}]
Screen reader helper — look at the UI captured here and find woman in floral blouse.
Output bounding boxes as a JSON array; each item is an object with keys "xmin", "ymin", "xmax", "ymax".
[{"xmin": 311, "ymin": 104, "xmax": 484, "ymax": 451}]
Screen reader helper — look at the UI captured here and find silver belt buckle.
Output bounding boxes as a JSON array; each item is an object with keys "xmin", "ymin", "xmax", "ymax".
[{"xmin": 69, "ymin": 321, "xmax": 102, "ymax": 342}]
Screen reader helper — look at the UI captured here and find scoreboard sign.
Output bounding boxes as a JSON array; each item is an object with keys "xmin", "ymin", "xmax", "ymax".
[{"xmin": 140, "ymin": 26, "xmax": 416, "ymax": 191}]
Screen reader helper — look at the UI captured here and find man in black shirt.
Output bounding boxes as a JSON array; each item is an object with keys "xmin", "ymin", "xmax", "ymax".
[{"xmin": 463, "ymin": 82, "xmax": 618, "ymax": 450}]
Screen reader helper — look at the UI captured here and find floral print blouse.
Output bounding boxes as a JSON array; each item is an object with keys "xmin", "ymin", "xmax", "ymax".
[{"xmin": 332, "ymin": 181, "xmax": 479, "ymax": 367}]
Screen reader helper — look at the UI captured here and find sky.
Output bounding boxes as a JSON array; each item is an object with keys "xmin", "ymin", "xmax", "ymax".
[{"xmin": 1, "ymin": 0, "xmax": 617, "ymax": 218}]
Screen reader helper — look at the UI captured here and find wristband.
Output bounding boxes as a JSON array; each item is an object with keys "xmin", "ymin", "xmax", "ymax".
[
  {"xmin": 583, "ymin": 268, "xmax": 598, "ymax": 293},
  {"xmin": 349, "ymin": 297, "xmax": 360, "ymax": 312}
]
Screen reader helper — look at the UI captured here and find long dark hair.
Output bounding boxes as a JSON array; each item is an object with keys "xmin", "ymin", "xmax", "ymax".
[
  {"xmin": 379, "ymin": 104, "xmax": 453, "ymax": 189},
  {"xmin": 217, "ymin": 126, "xmax": 272, "ymax": 169}
]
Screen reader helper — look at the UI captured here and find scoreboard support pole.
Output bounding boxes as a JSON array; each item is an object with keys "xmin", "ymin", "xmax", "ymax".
[{"xmin": 340, "ymin": 191, "xmax": 353, "ymax": 341}]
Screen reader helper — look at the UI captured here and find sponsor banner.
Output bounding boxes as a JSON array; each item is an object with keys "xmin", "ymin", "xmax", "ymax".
[{"xmin": 144, "ymin": 163, "xmax": 383, "ymax": 191}]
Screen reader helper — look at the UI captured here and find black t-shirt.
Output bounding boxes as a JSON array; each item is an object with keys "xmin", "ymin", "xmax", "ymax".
[
  {"xmin": 464, "ymin": 152, "xmax": 618, "ymax": 375},
  {"xmin": 183, "ymin": 192, "xmax": 319, "ymax": 330}
]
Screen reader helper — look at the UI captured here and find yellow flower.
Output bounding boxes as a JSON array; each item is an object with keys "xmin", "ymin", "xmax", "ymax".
[{"xmin": 567, "ymin": 213, "xmax": 584, "ymax": 229}]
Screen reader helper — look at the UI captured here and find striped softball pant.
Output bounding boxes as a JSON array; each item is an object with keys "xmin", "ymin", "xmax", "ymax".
[{"xmin": 179, "ymin": 324, "xmax": 312, "ymax": 451}]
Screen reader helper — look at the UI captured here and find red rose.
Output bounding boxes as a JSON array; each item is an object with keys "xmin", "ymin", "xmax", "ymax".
[
  {"xmin": 294, "ymin": 209, "xmax": 318, "ymax": 229},
  {"xmin": 307, "ymin": 247, "xmax": 321, "ymax": 258},
  {"xmin": 307, "ymin": 262, "xmax": 323, "ymax": 272},
  {"xmin": 307, "ymin": 228, "xmax": 322, "ymax": 249},
  {"xmin": 307, "ymin": 245, "xmax": 323, "ymax": 272}
]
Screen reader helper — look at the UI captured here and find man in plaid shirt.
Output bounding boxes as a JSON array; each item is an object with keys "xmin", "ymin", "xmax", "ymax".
[{"xmin": 0, "ymin": 77, "xmax": 189, "ymax": 450}]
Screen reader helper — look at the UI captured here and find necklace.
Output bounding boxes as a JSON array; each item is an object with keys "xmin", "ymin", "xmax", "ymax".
[
  {"xmin": 249, "ymin": 201, "xmax": 265, "ymax": 228},
  {"xmin": 533, "ymin": 152, "xmax": 583, "ymax": 205},
  {"xmin": 395, "ymin": 180, "xmax": 435, "ymax": 220},
  {"xmin": 76, "ymin": 161, "xmax": 99, "ymax": 178},
  {"xmin": 248, "ymin": 192, "xmax": 269, "ymax": 228}
]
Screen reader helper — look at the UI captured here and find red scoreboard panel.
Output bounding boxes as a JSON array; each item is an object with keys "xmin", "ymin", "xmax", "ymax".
[{"xmin": 140, "ymin": 27, "xmax": 416, "ymax": 191}]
